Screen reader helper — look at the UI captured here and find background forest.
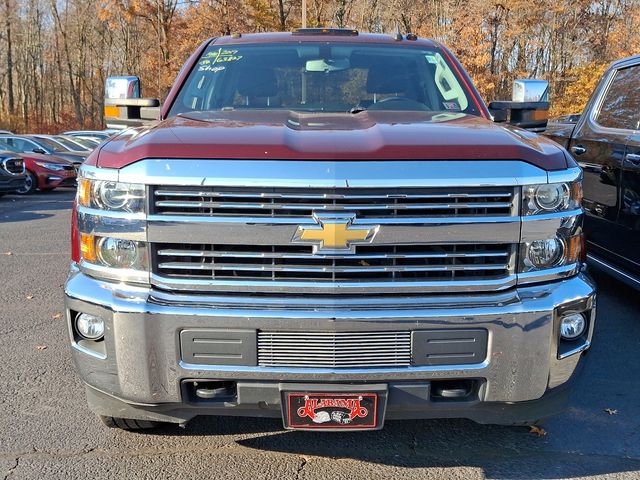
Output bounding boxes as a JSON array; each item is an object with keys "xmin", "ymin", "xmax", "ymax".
[{"xmin": 1, "ymin": 0, "xmax": 639, "ymax": 132}]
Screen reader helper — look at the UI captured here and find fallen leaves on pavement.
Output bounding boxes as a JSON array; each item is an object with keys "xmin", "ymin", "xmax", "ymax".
[
  {"xmin": 529, "ymin": 425, "xmax": 547, "ymax": 437},
  {"xmin": 604, "ymin": 408, "xmax": 618, "ymax": 415},
  {"xmin": 35, "ymin": 345, "xmax": 47, "ymax": 351},
  {"xmin": 52, "ymin": 313, "xmax": 63, "ymax": 320}
]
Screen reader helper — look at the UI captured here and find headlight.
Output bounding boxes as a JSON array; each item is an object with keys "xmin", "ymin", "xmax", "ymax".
[
  {"xmin": 35, "ymin": 161, "xmax": 67, "ymax": 171},
  {"xmin": 522, "ymin": 181, "xmax": 582, "ymax": 215},
  {"xmin": 519, "ymin": 233, "xmax": 583, "ymax": 273},
  {"xmin": 78, "ymin": 177, "xmax": 145, "ymax": 213},
  {"xmin": 80, "ymin": 233, "xmax": 148, "ymax": 270}
]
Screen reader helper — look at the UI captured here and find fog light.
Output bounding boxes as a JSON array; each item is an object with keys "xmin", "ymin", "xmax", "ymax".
[
  {"xmin": 75, "ymin": 313, "xmax": 104, "ymax": 340},
  {"xmin": 560, "ymin": 313, "xmax": 586, "ymax": 340}
]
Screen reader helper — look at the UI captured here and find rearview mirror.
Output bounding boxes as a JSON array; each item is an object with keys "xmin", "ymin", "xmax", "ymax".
[{"xmin": 306, "ymin": 58, "xmax": 350, "ymax": 73}]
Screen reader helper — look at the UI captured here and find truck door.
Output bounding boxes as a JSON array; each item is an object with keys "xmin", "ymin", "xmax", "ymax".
[
  {"xmin": 568, "ymin": 62, "xmax": 639, "ymax": 264},
  {"xmin": 619, "ymin": 129, "xmax": 640, "ymax": 274}
]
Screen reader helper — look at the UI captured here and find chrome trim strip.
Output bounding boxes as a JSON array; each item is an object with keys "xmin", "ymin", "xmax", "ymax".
[
  {"xmin": 558, "ymin": 340, "xmax": 591, "ymax": 360},
  {"xmin": 157, "ymin": 262, "xmax": 508, "ymax": 273},
  {"xmin": 178, "ymin": 360, "xmax": 490, "ymax": 374},
  {"xmin": 77, "ymin": 208, "xmax": 147, "ymax": 241},
  {"xmin": 148, "ymin": 289, "xmax": 521, "ymax": 310},
  {"xmin": 147, "ymin": 213, "xmax": 518, "ymax": 225},
  {"xmin": 118, "ymin": 159, "xmax": 549, "ymax": 187},
  {"xmin": 79, "ymin": 164, "xmax": 119, "ymax": 181},
  {"xmin": 156, "ymin": 248, "xmax": 510, "ymax": 260},
  {"xmin": 517, "ymin": 263, "xmax": 580, "ymax": 285},
  {"xmin": 520, "ymin": 210, "xmax": 582, "ymax": 243},
  {"xmin": 547, "ymin": 166, "xmax": 582, "ymax": 184},
  {"xmin": 71, "ymin": 341, "xmax": 107, "ymax": 360},
  {"xmin": 79, "ymin": 261, "xmax": 150, "ymax": 285},
  {"xmin": 149, "ymin": 273, "xmax": 517, "ymax": 293},
  {"xmin": 147, "ymin": 219, "xmax": 521, "ymax": 245}
]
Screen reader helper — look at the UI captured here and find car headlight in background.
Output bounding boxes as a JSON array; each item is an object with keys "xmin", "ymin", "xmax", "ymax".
[
  {"xmin": 80, "ymin": 233, "xmax": 147, "ymax": 271},
  {"xmin": 78, "ymin": 177, "xmax": 145, "ymax": 213},
  {"xmin": 522, "ymin": 181, "xmax": 582, "ymax": 215},
  {"xmin": 35, "ymin": 161, "xmax": 67, "ymax": 171}
]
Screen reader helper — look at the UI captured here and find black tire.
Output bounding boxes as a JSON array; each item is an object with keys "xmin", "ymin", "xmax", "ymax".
[
  {"xmin": 99, "ymin": 415, "xmax": 166, "ymax": 430},
  {"xmin": 16, "ymin": 171, "xmax": 38, "ymax": 195}
]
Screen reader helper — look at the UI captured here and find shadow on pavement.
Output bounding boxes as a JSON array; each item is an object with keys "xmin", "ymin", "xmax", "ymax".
[{"xmin": 0, "ymin": 189, "xmax": 75, "ymax": 223}]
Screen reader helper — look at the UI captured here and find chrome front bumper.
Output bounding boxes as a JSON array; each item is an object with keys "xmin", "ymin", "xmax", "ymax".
[{"xmin": 65, "ymin": 268, "xmax": 595, "ymax": 412}]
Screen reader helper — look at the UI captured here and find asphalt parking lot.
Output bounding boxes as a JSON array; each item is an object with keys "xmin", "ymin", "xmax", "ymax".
[{"xmin": 1, "ymin": 189, "xmax": 639, "ymax": 480}]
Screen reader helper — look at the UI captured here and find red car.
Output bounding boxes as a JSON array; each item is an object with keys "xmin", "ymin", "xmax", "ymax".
[{"xmin": 0, "ymin": 144, "xmax": 77, "ymax": 194}]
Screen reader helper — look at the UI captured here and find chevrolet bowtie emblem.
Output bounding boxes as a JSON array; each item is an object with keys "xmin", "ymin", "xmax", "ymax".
[{"xmin": 292, "ymin": 214, "xmax": 379, "ymax": 254}]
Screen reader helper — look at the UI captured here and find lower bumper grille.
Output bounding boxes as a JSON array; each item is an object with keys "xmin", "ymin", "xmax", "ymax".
[{"xmin": 258, "ymin": 331, "xmax": 412, "ymax": 368}]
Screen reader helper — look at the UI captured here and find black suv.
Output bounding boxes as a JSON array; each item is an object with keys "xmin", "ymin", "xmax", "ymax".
[{"xmin": 545, "ymin": 55, "xmax": 640, "ymax": 288}]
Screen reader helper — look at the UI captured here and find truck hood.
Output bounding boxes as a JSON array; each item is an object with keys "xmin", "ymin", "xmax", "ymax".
[{"xmin": 94, "ymin": 110, "xmax": 568, "ymax": 170}]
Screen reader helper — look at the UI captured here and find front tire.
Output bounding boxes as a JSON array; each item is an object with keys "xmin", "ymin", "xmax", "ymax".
[
  {"xmin": 16, "ymin": 171, "xmax": 38, "ymax": 195},
  {"xmin": 99, "ymin": 415, "xmax": 167, "ymax": 431}
]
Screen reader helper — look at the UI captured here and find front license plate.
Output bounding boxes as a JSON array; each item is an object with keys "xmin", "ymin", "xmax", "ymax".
[{"xmin": 284, "ymin": 392, "xmax": 378, "ymax": 429}]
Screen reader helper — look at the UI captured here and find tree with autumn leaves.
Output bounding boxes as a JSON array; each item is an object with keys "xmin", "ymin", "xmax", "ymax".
[{"xmin": 0, "ymin": 0, "xmax": 638, "ymax": 132}]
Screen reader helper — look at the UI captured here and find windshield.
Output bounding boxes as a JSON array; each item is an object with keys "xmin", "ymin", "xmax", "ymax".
[
  {"xmin": 169, "ymin": 43, "xmax": 480, "ymax": 116},
  {"xmin": 33, "ymin": 136, "xmax": 69, "ymax": 152},
  {"xmin": 54, "ymin": 136, "xmax": 89, "ymax": 151}
]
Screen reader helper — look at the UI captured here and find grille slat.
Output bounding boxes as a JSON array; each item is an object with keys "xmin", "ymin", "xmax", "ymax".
[
  {"xmin": 157, "ymin": 261, "xmax": 508, "ymax": 273},
  {"xmin": 258, "ymin": 331, "xmax": 411, "ymax": 368},
  {"xmin": 153, "ymin": 186, "xmax": 515, "ymax": 218}
]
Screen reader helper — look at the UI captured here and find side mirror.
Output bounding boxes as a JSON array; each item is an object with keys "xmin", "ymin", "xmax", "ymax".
[
  {"xmin": 105, "ymin": 76, "xmax": 141, "ymax": 100},
  {"xmin": 489, "ymin": 79, "xmax": 550, "ymax": 132},
  {"xmin": 104, "ymin": 76, "xmax": 161, "ymax": 129},
  {"xmin": 512, "ymin": 79, "xmax": 548, "ymax": 102},
  {"xmin": 32, "ymin": 148, "xmax": 46, "ymax": 154}
]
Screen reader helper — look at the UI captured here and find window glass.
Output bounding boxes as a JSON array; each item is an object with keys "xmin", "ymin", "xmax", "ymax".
[
  {"xmin": 596, "ymin": 65, "xmax": 640, "ymax": 130},
  {"xmin": 169, "ymin": 43, "xmax": 480, "ymax": 116},
  {"xmin": 33, "ymin": 136, "xmax": 68, "ymax": 152},
  {"xmin": 4, "ymin": 138, "xmax": 39, "ymax": 153}
]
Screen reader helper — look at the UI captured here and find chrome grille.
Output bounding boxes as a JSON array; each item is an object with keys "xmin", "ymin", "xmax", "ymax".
[
  {"xmin": 152, "ymin": 186, "xmax": 515, "ymax": 218},
  {"xmin": 153, "ymin": 243, "xmax": 513, "ymax": 282},
  {"xmin": 258, "ymin": 331, "xmax": 411, "ymax": 367},
  {"xmin": 1, "ymin": 157, "xmax": 25, "ymax": 175}
]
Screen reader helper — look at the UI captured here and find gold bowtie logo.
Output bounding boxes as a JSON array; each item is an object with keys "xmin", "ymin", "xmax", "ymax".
[{"xmin": 293, "ymin": 214, "xmax": 379, "ymax": 254}]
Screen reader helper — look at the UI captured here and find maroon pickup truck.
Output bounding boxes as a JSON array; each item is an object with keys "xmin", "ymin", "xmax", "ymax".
[{"xmin": 65, "ymin": 29, "xmax": 595, "ymax": 432}]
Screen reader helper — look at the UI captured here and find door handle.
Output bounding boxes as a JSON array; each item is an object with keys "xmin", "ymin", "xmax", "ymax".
[
  {"xmin": 571, "ymin": 145, "xmax": 587, "ymax": 155},
  {"xmin": 626, "ymin": 153, "xmax": 640, "ymax": 165}
]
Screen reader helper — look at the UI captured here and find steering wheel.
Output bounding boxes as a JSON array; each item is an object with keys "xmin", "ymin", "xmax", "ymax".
[{"xmin": 367, "ymin": 96, "xmax": 428, "ymax": 110}]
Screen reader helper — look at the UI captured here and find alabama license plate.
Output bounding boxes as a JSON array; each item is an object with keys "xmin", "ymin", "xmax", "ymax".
[{"xmin": 284, "ymin": 392, "xmax": 378, "ymax": 430}]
